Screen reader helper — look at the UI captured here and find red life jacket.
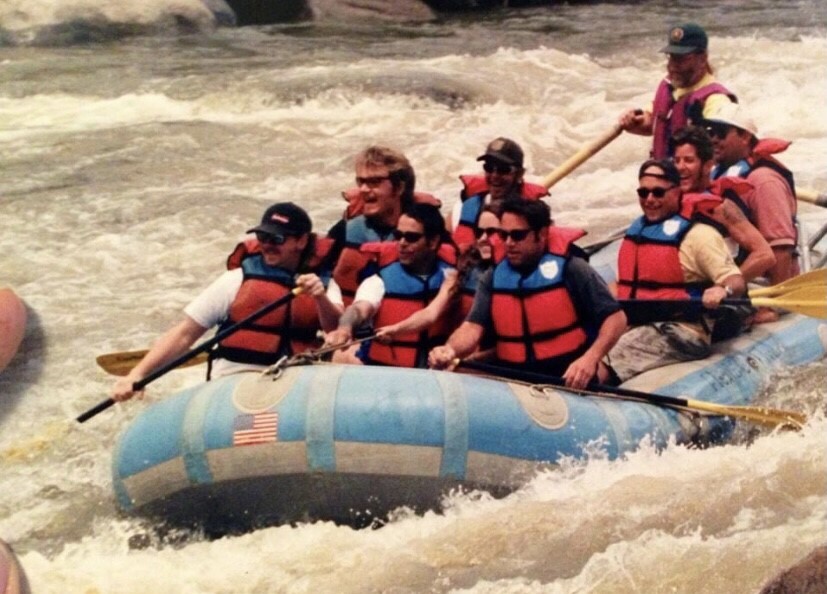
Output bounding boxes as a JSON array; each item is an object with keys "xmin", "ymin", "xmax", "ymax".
[
  {"xmin": 213, "ymin": 258, "xmax": 321, "ymax": 366},
  {"xmin": 617, "ymin": 213, "xmax": 709, "ymax": 300},
  {"xmin": 490, "ymin": 230, "xmax": 589, "ymax": 365},
  {"xmin": 226, "ymin": 234, "xmax": 335, "ymax": 272},
  {"xmin": 340, "ymin": 187, "xmax": 442, "ymax": 220},
  {"xmin": 452, "ymin": 174, "xmax": 549, "ymax": 246},
  {"xmin": 331, "ymin": 216, "xmax": 392, "ymax": 306},
  {"xmin": 362, "ymin": 242, "xmax": 459, "ymax": 368},
  {"xmin": 651, "ymin": 78, "xmax": 737, "ymax": 159}
]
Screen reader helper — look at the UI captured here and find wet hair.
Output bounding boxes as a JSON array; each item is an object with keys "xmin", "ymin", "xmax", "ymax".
[
  {"xmin": 355, "ymin": 146, "xmax": 416, "ymax": 209},
  {"xmin": 402, "ymin": 202, "xmax": 447, "ymax": 241},
  {"xmin": 671, "ymin": 126, "xmax": 714, "ymax": 162},
  {"xmin": 499, "ymin": 196, "xmax": 551, "ymax": 232}
]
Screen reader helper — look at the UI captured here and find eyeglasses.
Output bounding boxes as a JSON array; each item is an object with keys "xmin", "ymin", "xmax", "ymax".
[
  {"xmin": 473, "ymin": 226, "xmax": 501, "ymax": 239},
  {"xmin": 355, "ymin": 175, "xmax": 390, "ymax": 187},
  {"xmin": 495, "ymin": 228, "xmax": 532, "ymax": 242},
  {"xmin": 704, "ymin": 124, "xmax": 731, "ymax": 139},
  {"xmin": 255, "ymin": 231, "xmax": 287, "ymax": 245},
  {"xmin": 636, "ymin": 186, "xmax": 676, "ymax": 199},
  {"xmin": 483, "ymin": 162, "xmax": 515, "ymax": 175},
  {"xmin": 392, "ymin": 230, "xmax": 425, "ymax": 243}
]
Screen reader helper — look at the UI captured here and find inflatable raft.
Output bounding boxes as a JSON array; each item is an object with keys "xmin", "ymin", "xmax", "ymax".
[
  {"xmin": 0, "ymin": 289, "xmax": 26, "ymax": 374},
  {"xmin": 112, "ymin": 314, "xmax": 826, "ymax": 533},
  {"xmin": 0, "ymin": 539, "xmax": 29, "ymax": 594}
]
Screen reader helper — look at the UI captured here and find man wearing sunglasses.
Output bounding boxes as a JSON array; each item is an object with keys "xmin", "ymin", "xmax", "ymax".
[
  {"xmin": 619, "ymin": 22, "xmax": 736, "ymax": 159},
  {"xmin": 430, "ymin": 198, "xmax": 627, "ymax": 390},
  {"xmin": 603, "ymin": 160, "xmax": 745, "ymax": 384},
  {"xmin": 111, "ymin": 202, "xmax": 338, "ymax": 402},
  {"xmin": 704, "ymin": 104, "xmax": 798, "ymax": 304},
  {"xmin": 329, "ymin": 146, "xmax": 420, "ymax": 308},
  {"xmin": 326, "ymin": 203, "xmax": 458, "ymax": 368},
  {"xmin": 451, "ymin": 137, "xmax": 548, "ymax": 247}
]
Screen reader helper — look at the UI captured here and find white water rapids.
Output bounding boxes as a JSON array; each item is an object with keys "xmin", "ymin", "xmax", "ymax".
[{"xmin": 1, "ymin": 2, "xmax": 825, "ymax": 592}]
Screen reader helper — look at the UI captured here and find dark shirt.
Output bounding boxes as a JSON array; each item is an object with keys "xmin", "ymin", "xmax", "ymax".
[{"xmin": 467, "ymin": 255, "xmax": 621, "ymax": 375}]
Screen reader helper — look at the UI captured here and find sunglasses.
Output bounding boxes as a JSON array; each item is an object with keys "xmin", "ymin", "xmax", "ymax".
[
  {"xmin": 483, "ymin": 162, "xmax": 515, "ymax": 175},
  {"xmin": 355, "ymin": 175, "xmax": 390, "ymax": 187},
  {"xmin": 636, "ymin": 186, "xmax": 676, "ymax": 199},
  {"xmin": 392, "ymin": 230, "xmax": 425, "ymax": 243},
  {"xmin": 255, "ymin": 231, "xmax": 287, "ymax": 245},
  {"xmin": 704, "ymin": 124, "xmax": 731, "ymax": 139},
  {"xmin": 473, "ymin": 226, "xmax": 501, "ymax": 239},
  {"xmin": 495, "ymin": 228, "xmax": 532, "ymax": 242}
]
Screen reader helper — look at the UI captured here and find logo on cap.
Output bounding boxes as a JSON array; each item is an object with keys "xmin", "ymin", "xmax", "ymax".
[
  {"xmin": 489, "ymin": 139, "xmax": 506, "ymax": 152},
  {"xmin": 670, "ymin": 27, "xmax": 684, "ymax": 42},
  {"xmin": 270, "ymin": 214, "xmax": 290, "ymax": 224}
]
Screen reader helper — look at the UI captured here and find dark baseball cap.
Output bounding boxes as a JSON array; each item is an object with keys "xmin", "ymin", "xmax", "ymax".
[
  {"xmin": 661, "ymin": 23, "xmax": 708, "ymax": 55},
  {"xmin": 247, "ymin": 202, "xmax": 312, "ymax": 237},
  {"xmin": 638, "ymin": 159, "xmax": 681, "ymax": 185},
  {"xmin": 476, "ymin": 137, "xmax": 524, "ymax": 168}
]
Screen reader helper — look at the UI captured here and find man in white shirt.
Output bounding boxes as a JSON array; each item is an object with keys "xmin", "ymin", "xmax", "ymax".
[{"xmin": 111, "ymin": 202, "xmax": 340, "ymax": 401}]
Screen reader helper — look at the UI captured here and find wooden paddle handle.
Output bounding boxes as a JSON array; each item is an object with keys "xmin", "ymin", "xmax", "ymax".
[
  {"xmin": 797, "ymin": 188, "xmax": 827, "ymax": 207},
  {"xmin": 541, "ymin": 124, "xmax": 624, "ymax": 189}
]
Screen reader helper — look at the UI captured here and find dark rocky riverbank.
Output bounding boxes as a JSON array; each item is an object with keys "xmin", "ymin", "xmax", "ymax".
[{"xmin": 223, "ymin": 0, "xmax": 576, "ymax": 26}]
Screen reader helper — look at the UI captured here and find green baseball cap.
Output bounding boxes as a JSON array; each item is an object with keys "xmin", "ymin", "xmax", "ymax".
[{"xmin": 661, "ymin": 23, "xmax": 708, "ymax": 55}]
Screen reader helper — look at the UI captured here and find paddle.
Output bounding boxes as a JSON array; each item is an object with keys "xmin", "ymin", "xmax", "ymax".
[
  {"xmin": 77, "ymin": 288, "xmax": 302, "ymax": 423},
  {"xmin": 618, "ymin": 286, "xmax": 826, "ymax": 322},
  {"xmin": 541, "ymin": 120, "xmax": 628, "ymax": 190},
  {"xmin": 97, "ymin": 350, "xmax": 209, "ymax": 376},
  {"xmin": 456, "ymin": 359, "xmax": 806, "ymax": 429},
  {"xmin": 581, "ymin": 226, "xmax": 628, "ymax": 256},
  {"xmin": 797, "ymin": 188, "xmax": 827, "ymax": 208},
  {"xmin": 747, "ymin": 268, "xmax": 826, "ymax": 298}
]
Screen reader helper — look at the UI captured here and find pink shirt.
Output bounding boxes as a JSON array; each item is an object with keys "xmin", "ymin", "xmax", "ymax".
[{"xmin": 744, "ymin": 166, "xmax": 797, "ymax": 248}]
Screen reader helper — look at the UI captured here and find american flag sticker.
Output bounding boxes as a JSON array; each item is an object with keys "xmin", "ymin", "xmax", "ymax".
[{"xmin": 232, "ymin": 411, "xmax": 278, "ymax": 446}]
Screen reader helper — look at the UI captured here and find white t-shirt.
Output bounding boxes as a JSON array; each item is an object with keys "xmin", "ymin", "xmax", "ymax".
[{"xmin": 352, "ymin": 275, "xmax": 386, "ymax": 309}]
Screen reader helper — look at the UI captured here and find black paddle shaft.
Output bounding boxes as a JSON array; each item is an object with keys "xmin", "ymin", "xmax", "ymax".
[
  {"xmin": 76, "ymin": 289, "xmax": 299, "ymax": 423},
  {"xmin": 458, "ymin": 359, "xmax": 695, "ymax": 411}
]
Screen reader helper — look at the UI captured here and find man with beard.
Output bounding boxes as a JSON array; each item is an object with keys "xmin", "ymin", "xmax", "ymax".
[{"xmin": 619, "ymin": 23, "xmax": 737, "ymax": 159}]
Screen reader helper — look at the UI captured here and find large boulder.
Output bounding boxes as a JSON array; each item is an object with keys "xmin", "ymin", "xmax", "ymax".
[
  {"xmin": 758, "ymin": 546, "xmax": 827, "ymax": 594},
  {"xmin": 310, "ymin": 0, "xmax": 435, "ymax": 21},
  {"xmin": 220, "ymin": 0, "xmax": 435, "ymax": 25}
]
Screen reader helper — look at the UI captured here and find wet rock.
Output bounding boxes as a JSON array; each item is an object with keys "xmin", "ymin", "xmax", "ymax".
[
  {"xmin": 309, "ymin": 0, "xmax": 436, "ymax": 22},
  {"xmin": 222, "ymin": 0, "xmax": 434, "ymax": 25},
  {"xmin": 758, "ymin": 546, "xmax": 827, "ymax": 594}
]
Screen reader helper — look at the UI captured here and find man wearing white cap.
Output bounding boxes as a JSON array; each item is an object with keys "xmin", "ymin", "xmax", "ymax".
[
  {"xmin": 619, "ymin": 22, "xmax": 737, "ymax": 159},
  {"xmin": 705, "ymin": 102, "xmax": 798, "ymax": 300}
]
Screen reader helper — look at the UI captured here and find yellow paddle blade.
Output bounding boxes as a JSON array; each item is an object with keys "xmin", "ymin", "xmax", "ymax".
[
  {"xmin": 96, "ymin": 350, "xmax": 209, "ymax": 376},
  {"xmin": 750, "ymin": 286, "xmax": 827, "ymax": 319},
  {"xmin": 682, "ymin": 399, "xmax": 807, "ymax": 430},
  {"xmin": 748, "ymin": 269, "xmax": 827, "ymax": 298}
]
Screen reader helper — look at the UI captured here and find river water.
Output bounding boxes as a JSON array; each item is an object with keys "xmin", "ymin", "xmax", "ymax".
[{"xmin": 1, "ymin": 1, "xmax": 826, "ymax": 592}]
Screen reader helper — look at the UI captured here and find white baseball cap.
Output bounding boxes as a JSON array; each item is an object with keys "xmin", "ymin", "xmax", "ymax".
[{"xmin": 704, "ymin": 102, "xmax": 758, "ymax": 137}]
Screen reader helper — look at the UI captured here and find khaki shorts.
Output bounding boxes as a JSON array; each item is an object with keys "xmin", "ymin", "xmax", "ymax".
[{"xmin": 605, "ymin": 322, "xmax": 712, "ymax": 384}]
